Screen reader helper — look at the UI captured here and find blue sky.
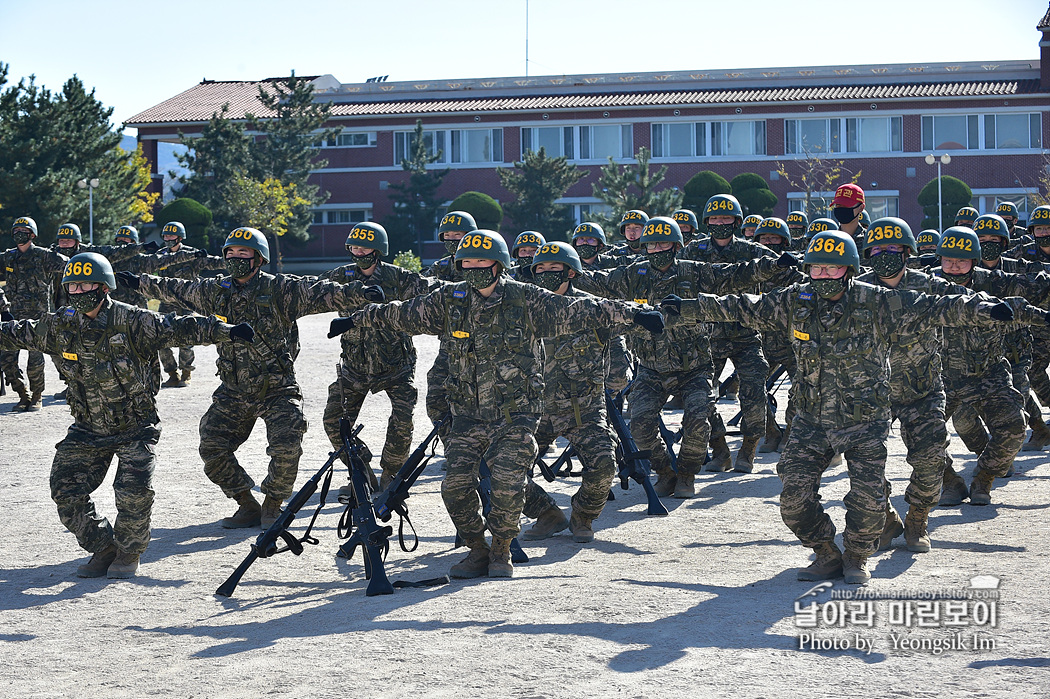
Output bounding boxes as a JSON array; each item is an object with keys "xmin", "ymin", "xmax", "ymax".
[{"xmin": 1, "ymin": 0, "xmax": 1047, "ymax": 132}]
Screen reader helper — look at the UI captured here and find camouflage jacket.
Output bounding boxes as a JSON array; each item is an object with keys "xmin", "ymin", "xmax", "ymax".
[
  {"xmin": 680, "ymin": 279, "xmax": 1004, "ymax": 428},
  {"xmin": 317, "ymin": 260, "xmax": 437, "ymax": 378},
  {"xmin": 0, "ymin": 297, "xmax": 233, "ymax": 435},
  {"xmin": 576, "ymin": 257, "xmax": 781, "ymax": 375},
  {"xmin": 581, "ymin": 253, "xmax": 624, "ymax": 271},
  {"xmin": 996, "ymin": 249, "xmax": 1050, "ymax": 343},
  {"xmin": 508, "ymin": 261, "xmax": 536, "ymax": 283},
  {"xmin": 156, "ymin": 245, "xmax": 224, "ymax": 279},
  {"xmin": 857, "ymin": 268, "xmax": 979, "ymax": 406},
  {"xmin": 54, "ymin": 242, "xmax": 145, "ymax": 265},
  {"xmin": 350, "ymin": 277, "xmax": 642, "ymax": 419},
  {"xmin": 0, "ymin": 285, "xmax": 8, "ymax": 314},
  {"xmin": 139, "ymin": 270, "xmax": 376, "ymax": 397},
  {"xmin": 423, "ymin": 255, "xmax": 464, "ymax": 282},
  {"xmin": 0, "ymin": 244, "xmax": 68, "ymax": 317}
]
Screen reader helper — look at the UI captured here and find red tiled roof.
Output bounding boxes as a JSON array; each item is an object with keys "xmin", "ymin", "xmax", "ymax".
[{"xmin": 126, "ymin": 78, "xmax": 1045, "ymax": 126}]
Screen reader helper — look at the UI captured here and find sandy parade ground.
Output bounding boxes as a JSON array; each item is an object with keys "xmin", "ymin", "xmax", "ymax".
[{"xmin": 1, "ymin": 311, "xmax": 1049, "ymax": 698}]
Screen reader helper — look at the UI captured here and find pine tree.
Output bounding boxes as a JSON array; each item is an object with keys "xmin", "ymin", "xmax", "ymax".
[
  {"xmin": 591, "ymin": 147, "xmax": 682, "ymax": 241},
  {"xmin": 497, "ymin": 147, "xmax": 588, "ymax": 241},
  {"xmin": 384, "ymin": 120, "xmax": 449, "ymax": 257}
]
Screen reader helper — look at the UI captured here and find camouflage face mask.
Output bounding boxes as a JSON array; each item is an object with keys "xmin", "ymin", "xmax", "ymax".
[
  {"xmin": 12, "ymin": 230, "xmax": 31, "ymax": 245},
  {"xmin": 573, "ymin": 244, "xmax": 598, "ymax": 261},
  {"xmin": 626, "ymin": 238, "xmax": 643, "ymax": 251},
  {"xmin": 165, "ymin": 237, "xmax": 181, "ymax": 249},
  {"xmin": 444, "ymin": 239, "xmax": 461, "ymax": 256},
  {"xmin": 352, "ymin": 251, "xmax": 380, "ymax": 270},
  {"xmin": 764, "ymin": 242, "xmax": 787, "ymax": 255},
  {"xmin": 810, "ymin": 277, "xmax": 847, "ymax": 299},
  {"xmin": 646, "ymin": 249, "xmax": 676, "ymax": 270},
  {"xmin": 941, "ymin": 270, "xmax": 973, "ymax": 287},
  {"xmin": 870, "ymin": 251, "xmax": 905, "ymax": 278},
  {"xmin": 68, "ymin": 288, "xmax": 105, "ymax": 314},
  {"xmin": 980, "ymin": 241, "xmax": 1003, "ymax": 262},
  {"xmin": 225, "ymin": 256, "xmax": 254, "ymax": 279},
  {"xmin": 708, "ymin": 223, "xmax": 737, "ymax": 240},
  {"xmin": 533, "ymin": 269, "xmax": 569, "ymax": 292},
  {"xmin": 462, "ymin": 264, "xmax": 497, "ymax": 289}
]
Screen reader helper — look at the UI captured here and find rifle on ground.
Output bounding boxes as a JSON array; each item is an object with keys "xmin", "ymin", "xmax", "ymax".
[
  {"xmin": 216, "ymin": 421, "xmax": 364, "ymax": 598},
  {"xmin": 534, "ymin": 443, "xmax": 578, "ymax": 482},
  {"xmin": 606, "ymin": 386, "xmax": 669, "ymax": 517},
  {"xmin": 659, "ymin": 415, "xmax": 682, "ymax": 473},
  {"xmin": 453, "ymin": 458, "xmax": 529, "ymax": 563},
  {"xmin": 725, "ymin": 364, "xmax": 789, "ymax": 430}
]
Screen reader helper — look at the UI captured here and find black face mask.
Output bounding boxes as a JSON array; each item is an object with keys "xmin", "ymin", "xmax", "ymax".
[
  {"xmin": 462, "ymin": 263, "xmax": 498, "ymax": 289},
  {"xmin": 68, "ymin": 287, "xmax": 106, "ymax": 314},
  {"xmin": 980, "ymin": 241, "xmax": 1003, "ymax": 262},
  {"xmin": 870, "ymin": 251, "xmax": 906, "ymax": 278},
  {"xmin": 533, "ymin": 269, "xmax": 569, "ymax": 292},
  {"xmin": 12, "ymin": 230, "xmax": 31, "ymax": 245},
  {"xmin": 833, "ymin": 207, "xmax": 859, "ymax": 225},
  {"xmin": 810, "ymin": 277, "xmax": 847, "ymax": 299},
  {"xmin": 626, "ymin": 238, "xmax": 643, "ymax": 251},
  {"xmin": 941, "ymin": 267, "xmax": 974, "ymax": 287},
  {"xmin": 708, "ymin": 223, "xmax": 737, "ymax": 240},
  {"xmin": 573, "ymin": 244, "xmax": 598, "ymax": 261},
  {"xmin": 444, "ymin": 239, "xmax": 461, "ymax": 256},
  {"xmin": 764, "ymin": 242, "xmax": 787, "ymax": 255},
  {"xmin": 646, "ymin": 249, "xmax": 676, "ymax": 270},
  {"xmin": 165, "ymin": 237, "xmax": 181, "ymax": 249},
  {"xmin": 516, "ymin": 255, "xmax": 534, "ymax": 266},
  {"xmin": 352, "ymin": 251, "xmax": 379, "ymax": 270},
  {"xmin": 225, "ymin": 257, "xmax": 255, "ymax": 279}
]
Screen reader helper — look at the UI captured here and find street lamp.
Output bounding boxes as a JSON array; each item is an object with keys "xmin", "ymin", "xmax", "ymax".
[
  {"xmin": 76, "ymin": 177, "xmax": 99, "ymax": 246},
  {"xmin": 924, "ymin": 154, "xmax": 951, "ymax": 232}
]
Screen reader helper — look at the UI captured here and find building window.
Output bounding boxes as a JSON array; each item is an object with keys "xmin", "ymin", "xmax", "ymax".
[
  {"xmin": 845, "ymin": 117, "xmax": 902, "ymax": 153},
  {"xmin": 984, "ymin": 113, "xmax": 1042, "ymax": 149},
  {"xmin": 712, "ymin": 121, "xmax": 766, "ymax": 156},
  {"xmin": 521, "ymin": 126, "xmax": 574, "ymax": 158},
  {"xmin": 922, "ymin": 113, "xmax": 1042, "ymax": 151},
  {"xmin": 921, "ymin": 115, "xmax": 980, "ymax": 150},
  {"xmin": 785, "ymin": 119, "xmax": 840, "ymax": 155},
  {"xmin": 451, "ymin": 128, "xmax": 503, "ymax": 163},
  {"xmin": 576, "ymin": 202, "xmax": 615, "ymax": 224},
  {"xmin": 579, "ymin": 124, "xmax": 633, "ymax": 160},
  {"xmin": 651, "ymin": 123, "xmax": 707, "ymax": 157},
  {"xmin": 314, "ymin": 208, "xmax": 371, "ymax": 225},
  {"xmin": 394, "ymin": 129, "xmax": 447, "ymax": 165},
  {"xmin": 324, "ymin": 131, "xmax": 377, "ymax": 148},
  {"xmin": 863, "ymin": 196, "xmax": 899, "ymax": 220}
]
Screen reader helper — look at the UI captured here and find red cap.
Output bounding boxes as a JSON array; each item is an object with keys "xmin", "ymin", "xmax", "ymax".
[{"xmin": 832, "ymin": 183, "xmax": 864, "ymax": 207}]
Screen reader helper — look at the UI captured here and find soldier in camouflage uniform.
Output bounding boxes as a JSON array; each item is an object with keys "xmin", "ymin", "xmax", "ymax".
[
  {"xmin": 607, "ymin": 210, "xmax": 648, "ymax": 258},
  {"xmin": 422, "ymin": 211, "xmax": 475, "ymax": 438},
  {"xmin": 508, "ymin": 231, "xmax": 545, "ymax": 283},
  {"xmin": 681, "ymin": 196, "xmax": 779, "ymax": 472},
  {"xmin": 786, "ymin": 211, "xmax": 810, "ymax": 253},
  {"xmin": 914, "ymin": 229, "xmax": 941, "ymax": 257},
  {"xmin": 338, "ymin": 229, "xmax": 663, "ymax": 578},
  {"xmin": 1007, "ymin": 205, "xmax": 1050, "ymax": 434},
  {"xmin": 318, "ymin": 222, "xmax": 436, "ymax": 487},
  {"xmin": 0, "ymin": 217, "xmax": 68, "ymax": 411},
  {"xmin": 519, "ymin": 243, "xmax": 628, "ymax": 543},
  {"xmin": 740, "ymin": 214, "xmax": 762, "ymax": 241},
  {"xmin": 996, "ymin": 201, "xmax": 1031, "ymax": 244},
  {"xmin": 0, "ymin": 252, "xmax": 252, "ymax": 579},
  {"xmin": 117, "ymin": 227, "xmax": 385, "ymax": 530},
  {"xmin": 577, "ymin": 216, "xmax": 793, "ymax": 498},
  {"xmin": 52, "ymin": 222, "xmax": 154, "ymax": 264},
  {"xmin": 929, "ymin": 226, "xmax": 1050, "ymax": 506},
  {"xmin": 153, "ymin": 222, "xmax": 225, "ymax": 388},
  {"xmin": 671, "ymin": 209, "xmax": 700, "ymax": 244},
  {"xmin": 668, "ymin": 229, "xmax": 1020, "ymax": 584},
  {"xmin": 109, "ymin": 226, "xmax": 203, "ymax": 309}
]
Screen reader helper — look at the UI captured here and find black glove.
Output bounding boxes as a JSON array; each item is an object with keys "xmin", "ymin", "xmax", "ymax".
[
  {"xmin": 141, "ymin": 240, "xmax": 161, "ymax": 254},
  {"xmin": 776, "ymin": 251, "xmax": 800, "ymax": 268},
  {"xmin": 362, "ymin": 285, "xmax": 385, "ymax": 303},
  {"xmin": 989, "ymin": 302, "xmax": 1014, "ymax": 322},
  {"xmin": 633, "ymin": 310, "xmax": 665, "ymax": 335},
  {"xmin": 661, "ymin": 294, "xmax": 682, "ymax": 316},
  {"xmin": 329, "ymin": 316, "xmax": 355, "ymax": 338},
  {"xmin": 0, "ymin": 311, "xmax": 14, "ymax": 322},
  {"xmin": 116, "ymin": 271, "xmax": 140, "ymax": 290},
  {"xmin": 194, "ymin": 248, "xmax": 210, "ymax": 258},
  {"xmin": 229, "ymin": 323, "xmax": 254, "ymax": 343}
]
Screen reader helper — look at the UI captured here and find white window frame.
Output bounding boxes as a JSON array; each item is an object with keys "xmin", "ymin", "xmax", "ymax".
[
  {"xmin": 921, "ymin": 112, "xmax": 1042, "ymax": 152},
  {"xmin": 323, "ymin": 131, "xmax": 377, "ymax": 148},
  {"xmin": 520, "ymin": 125, "xmax": 575, "ymax": 159}
]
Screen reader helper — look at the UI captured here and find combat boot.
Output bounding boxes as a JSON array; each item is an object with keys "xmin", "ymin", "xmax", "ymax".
[
  {"xmin": 653, "ymin": 471, "xmax": 677, "ymax": 497},
  {"xmin": 162, "ymin": 370, "xmax": 184, "ymax": 388},
  {"xmin": 107, "ymin": 551, "xmax": 140, "ymax": 579},
  {"xmin": 758, "ymin": 422, "xmax": 783, "ymax": 454},
  {"xmin": 878, "ymin": 507, "xmax": 905, "ymax": 551},
  {"xmin": 1022, "ymin": 418, "xmax": 1050, "ymax": 451},
  {"xmin": 9, "ymin": 384, "xmax": 30, "ymax": 412},
  {"xmin": 968, "ymin": 469, "xmax": 995, "ymax": 506},
  {"xmin": 221, "ymin": 491, "xmax": 262, "ymax": 529},
  {"xmin": 842, "ymin": 552, "xmax": 870, "ymax": 585},
  {"xmin": 76, "ymin": 544, "xmax": 117, "ymax": 578},
  {"xmin": 797, "ymin": 541, "xmax": 843, "ymax": 581},
  {"xmin": 449, "ymin": 536, "xmax": 490, "ymax": 579},
  {"xmin": 777, "ymin": 424, "xmax": 792, "ymax": 453},
  {"xmin": 260, "ymin": 495, "xmax": 283, "ymax": 528},
  {"xmin": 940, "ymin": 466, "xmax": 969, "ymax": 506},
  {"xmin": 705, "ymin": 436, "xmax": 732, "ymax": 471},
  {"xmin": 54, "ymin": 389, "xmax": 67, "ymax": 402},
  {"xmin": 733, "ymin": 437, "xmax": 759, "ymax": 473},
  {"xmin": 673, "ymin": 472, "xmax": 696, "ymax": 498},
  {"xmin": 904, "ymin": 506, "xmax": 932, "ymax": 553},
  {"xmin": 723, "ymin": 375, "xmax": 739, "ymax": 400},
  {"xmin": 487, "ymin": 538, "xmax": 514, "ymax": 578},
  {"xmin": 522, "ymin": 505, "xmax": 568, "ymax": 540},
  {"xmin": 24, "ymin": 391, "xmax": 42, "ymax": 412},
  {"xmin": 180, "ymin": 369, "xmax": 192, "ymax": 385},
  {"xmin": 569, "ymin": 511, "xmax": 594, "ymax": 543}
]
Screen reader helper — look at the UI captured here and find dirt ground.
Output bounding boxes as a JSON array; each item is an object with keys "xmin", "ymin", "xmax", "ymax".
[{"xmin": 1, "ymin": 311, "xmax": 1048, "ymax": 698}]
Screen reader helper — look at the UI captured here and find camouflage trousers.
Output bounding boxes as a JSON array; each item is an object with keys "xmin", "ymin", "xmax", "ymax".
[
  {"xmin": 523, "ymin": 408, "xmax": 617, "ymax": 522},
  {"xmin": 51, "ymin": 422, "xmax": 159, "ymax": 556},
  {"xmin": 323, "ymin": 363, "xmax": 417, "ymax": 480},
  {"xmin": 709, "ymin": 339, "xmax": 769, "ymax": 440},
  {"xmin": 1, "ymin": 348, "xmax": 45, "ymax": 393},
  {"xmin": 158, "ymin": 346, "xmax": 195, "ymax": 374},
  {"xmin": 952, "ymin": 350, "xmax": 1032, "ymax": 453},
  {"xmin": 632, "ymin": 365, "xmax": 715, "ymax": 477},
  {"xmin": 943, "ymin": 363, "xmax": 1026, "ymax": 479},
  {"xmin": 443, "ymin": 413, "xmax": 539, "ymax": 541},
  {"xmin": 892, "ymin": 392, "xmax": 949, "ymax": 510},
  {"xmin": 607, "ymin": 335, "xmax": 632, "ymax": 395},
  {"xmin": 778, "ymin": 416, "xmax": 890, "ymax": 558},
  {"xmin": 1029, "ymin": 339, "xmax": 1050, "ymax": 407},
  {"xmin": 199, "ymin": 387, "xmax": 309, "ymax": 501},
  {"xmin": 426, "ymin": 346, "xmax": 451, "ymax": 436}
]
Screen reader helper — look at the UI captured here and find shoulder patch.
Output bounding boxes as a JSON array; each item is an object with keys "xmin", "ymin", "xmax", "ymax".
[
  {"xmin": 637, "ymin": 267, "xmax": 647, "ymax": 275},
  {"xmin": 798, "ymin": 291, "xmax": 813, "ymax": 301},
  {"xmin": 64, "ymin": 307, "xmax": 77, "ymax": 317},
  {"xmin": 452, "ymin": 289, "xmax": 466, "ymax": 298},
  {"xmin": 438, "ymin": 259, "xmax": 449, "ymax": 266},
  {"xmin": 344, "ymin": 269, "xmax": 357, "ymax": 277},
  {"xmin": 696, "ymin": 242, "xmax": 708, "ymax": 250},
  {"xmin": 220, "ymin": 279, "xmax": 232, "ymax": 288}
]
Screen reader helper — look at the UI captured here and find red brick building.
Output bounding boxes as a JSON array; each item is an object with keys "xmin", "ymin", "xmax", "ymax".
[{"xmin": 127, "ymin": 7, "xmax": 1050, "ymax": 262}]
